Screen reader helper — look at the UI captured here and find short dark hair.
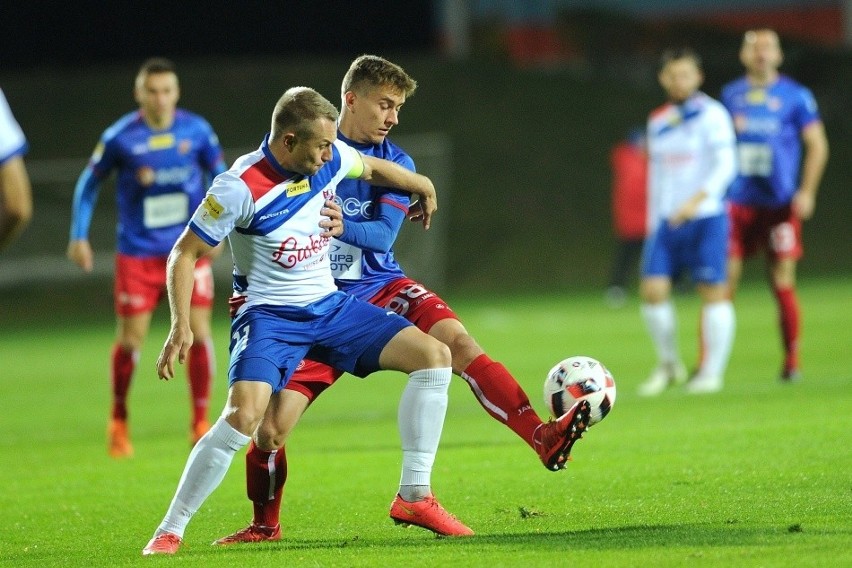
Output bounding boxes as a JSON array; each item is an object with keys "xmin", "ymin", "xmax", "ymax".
[
  {"xmin": 659, "ymin": 47, "xmax": 702, "ymax": 71},
  {"xmin": 137, "ymin": 57, "xmax": 177, "ymax": 77},
  {"xmin": 341, "ymin": 54, "xmax": 417, "ymax": 99},
  {"xmin": 270, "ymin": 87, "xmax": 339, "ymax": 141}
]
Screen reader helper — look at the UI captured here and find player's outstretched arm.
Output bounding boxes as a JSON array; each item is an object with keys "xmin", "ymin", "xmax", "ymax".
[
  {"xmin": 156, "ymin": 228, "xmax": 213, "ymax": 380},
  {"xmin": 359, "ymin": 155, "xmax": 436, "ymax": 230}
]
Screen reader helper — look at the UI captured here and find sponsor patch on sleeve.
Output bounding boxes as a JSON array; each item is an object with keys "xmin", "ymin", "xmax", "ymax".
[{"xmin": 201, "ymin": 194, "xmax": 224, "ymax": 219}]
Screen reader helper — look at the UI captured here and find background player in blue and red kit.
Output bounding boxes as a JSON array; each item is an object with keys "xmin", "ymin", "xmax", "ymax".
[
  {"xmin": 214, "ymin": 55, "xmax": 591, "ymax": 544},
  {"xmin": 67, "ymin": 58, "xmax": 227, "ymax": 457},
  {"xmin": 721, "ymin": 29, "xmax": 829, "ymax": 382}
]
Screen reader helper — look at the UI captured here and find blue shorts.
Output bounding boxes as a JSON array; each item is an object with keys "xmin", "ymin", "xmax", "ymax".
[
  {"xmin": 228, "ymin": 291, "xmax": 411, "ymax": 392},
  {"xmin": 641, "ymin": 213, "xmax": 729, "ymax": 284}
]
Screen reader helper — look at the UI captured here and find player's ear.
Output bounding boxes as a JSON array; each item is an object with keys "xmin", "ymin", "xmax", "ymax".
[
  {"xmin": 344, "ymin": 90, "xmax": 357, "ymax": 111},
  {"xmin": 283, "ymin": 133, "xmax": 296, "ymax": 151}
]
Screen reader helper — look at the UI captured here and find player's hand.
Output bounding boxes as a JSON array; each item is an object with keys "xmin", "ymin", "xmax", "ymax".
[
  {"xmin": 66, "ymin": 239, "xmax": 94, "ymax": 272},
  {"xmin": 792, "ymin": 190, "xmax": 816, "ymax": 220},
  {"xmin": 156, "ymin": 324, "xmax": 194, "ymax": 381},
  {"xmin": 668, "ymin": 195, "xmax": 701, "ymax": 228},
  {"xmin": 411, "ymin": 193, "xmax": 436, "ymax": 230},
  {"xmin": 319, "ymin": 199, "xmax": 344, "ymax": 238}
]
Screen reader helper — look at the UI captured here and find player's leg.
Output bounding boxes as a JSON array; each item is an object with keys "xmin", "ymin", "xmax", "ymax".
[
  {"xmin": 144, "ymin": 306, "xmax": 300, "ymax": 555},
  {"xmin": 108, "ymin": 311, "xmax": 151, "ymax": 457},
  {"xmin": 109, "ymin": 254, "xmax": 167, "ymax": 457},
  {"xmin": 639, "ymin": 276, "xmax": 686, "ymax": 395},
  {"xmin": 428, "ymin": 317, "xmax": 586, "ymax": 470},
  {"xmin": 215, "ymin": 375, "xmax": 327, "ymax": 545},
  {"xmin": 380, "ymin": 328, "xmax": 471, "ymax": 536},
  {"xmin": 766, "ymin": 212, "xmax": 803, "ymax": 381},
  {"xmin": 186, "ymin": 258, "xmax": 216, "ymax": 444},
  {"xmin": 688, "ymin": 283, "xmax": 734, "ymax": 394},
  {"xmin": 638, "ymin": 226, "xmax": 687, "ymax": 396},
  {"xmin": 143, "ymin": 380, "xmax": 269, "ymax": 555},
  {"xmin": 686, "ymin": 214, "xmax": 735, "ymax": 394}
]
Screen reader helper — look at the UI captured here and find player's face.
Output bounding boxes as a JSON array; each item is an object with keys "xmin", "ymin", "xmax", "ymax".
[
  {"xmin": 288, "ymin": 117, "xmax": 338, "ymax": 176},
  {"xmin": 740, "ymin": 31, "xmax": 783, "ymax": 78},
  {"xmin": 344, "ymin": 85, "xmax": 406, "ymax": 145},
  {"xmin": 135, "ymin": 72, "xmax": 179, "ymax": 128},
  {"xmin": 658, "ymin": 58, "xmax": 703, "ymax": 104}
]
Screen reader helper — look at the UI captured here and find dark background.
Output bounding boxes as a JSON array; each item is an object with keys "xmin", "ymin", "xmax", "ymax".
[{"xmin": 1, "ymin": 1, "xmax": 849, "ymax": 296}]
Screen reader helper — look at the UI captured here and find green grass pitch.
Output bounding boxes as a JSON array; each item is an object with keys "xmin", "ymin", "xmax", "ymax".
[{"xmin": 0, "ymin": 278, "xmax": 849, "ymax": 567}]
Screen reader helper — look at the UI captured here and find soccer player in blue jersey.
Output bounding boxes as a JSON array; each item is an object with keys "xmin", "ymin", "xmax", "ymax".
[
  {"xmin": 0, "ymin": 88, "xmax": 32, "ymax": 251},
  {"xmin": 67, "ymin": 58, "xmax": 227, "ymax": 457},
  {"xmin": 142, "ymin": 86, "xmax": 495, "ymax": 555},
  {"xmin": 721, "ymin": 29, "xmax": 829, "ymax": 382},
  {"xmin": 214, "ymin": 55, "xmax": 591, "ymax": 545},
  {"xmin": 637, "ymin": 48, "xmax": 737, "ymax": 396}
]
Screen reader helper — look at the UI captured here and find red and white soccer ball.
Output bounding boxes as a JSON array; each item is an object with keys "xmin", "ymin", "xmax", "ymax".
[{"xmin": 544, "ymin": 355, "xmax": 616, "ymax": 426}]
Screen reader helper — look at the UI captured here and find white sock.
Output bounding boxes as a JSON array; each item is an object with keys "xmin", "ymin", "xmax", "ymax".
[
  {"xmin": 641, "ymin": 301, "xmax": 679, "ymax": 364},
  {"xmin": 699, "ymin": 300, "xmax": 735, "ymax": 378},
  {"xmin": 397, "ymin": 367, "xmax": 451, "ymax": 501},
  {"xmin": 154, "ymin": 417, "xmax": 251, "ymax": 538}
]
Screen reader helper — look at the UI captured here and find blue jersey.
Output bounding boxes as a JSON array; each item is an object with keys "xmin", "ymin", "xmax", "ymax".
[
  {"xmin": 329, "ymin": 132, "xmax": 412, "ymax": 301},
  {"xmin": 721, "ymin": 75, "xmax": 821, "ymax": 208},
  {"xmin": 70, "ymin": 109, "xmax": 226, "ymax": 256}
]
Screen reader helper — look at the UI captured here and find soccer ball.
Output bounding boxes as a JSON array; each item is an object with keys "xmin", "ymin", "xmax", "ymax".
[{"xmin": 544, "ymin": 356, "xmax": 616, "ymax": 426}]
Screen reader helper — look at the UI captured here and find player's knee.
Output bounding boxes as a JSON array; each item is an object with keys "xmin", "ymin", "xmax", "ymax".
[
  {"xmin": 447, "ymin": 333, "xmax": 482, "ymax": 370},
  {"xmin": 255, "ymin": 421, "xmax": 287, "ymax": 450},
  {"xmin": 422, "ymin": 336, "xmax": 452, "ymax": 368}
]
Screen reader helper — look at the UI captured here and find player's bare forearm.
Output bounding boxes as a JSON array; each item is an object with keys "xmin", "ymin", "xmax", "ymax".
[{"xmin": 795, "ymin": 122, "xmax": 829, "ymax": 219}]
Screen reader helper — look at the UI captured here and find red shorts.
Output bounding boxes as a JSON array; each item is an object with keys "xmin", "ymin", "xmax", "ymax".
[
  {"xmin": 114, "ymin": 253, "xmax": 214, "ymax": 316},
  {"xmin": 728, "ymin": 202, "xmax": 803, "ymax": 261},
  {"xmin": 285, "ymin": 277, "xmax": 460, "ymax": 402}
]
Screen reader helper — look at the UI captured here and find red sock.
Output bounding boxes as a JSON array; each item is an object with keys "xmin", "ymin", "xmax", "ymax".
[
  {"xmin": 774, "ymin": 286, "xmax": 800, "ymax": 372},
  {"xmin": 111, "ymin": 345, "xmax": 136, "ymax": 421},
  {"xmin": 462, "ymin": 354, "xmax": 542, "ymax": 450},
  {"xmin": 187, "ymin": 339, "xmax": 214, "ymax": 425},
  {"xmin": 246, "ymin": 441, "xmax": 287, "ymax": 528}
]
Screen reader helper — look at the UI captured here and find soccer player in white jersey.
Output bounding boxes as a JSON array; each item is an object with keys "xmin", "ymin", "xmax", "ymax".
[
  {"xmin": 214, "ymin": 55, "xmax": 590, "ymax": 544},
  {"xmin": 0, "ymin": 88, "xmax": 32, "ymax": 251},
  {"xmin": 721, "ymin": 29, "xmax": 828, "ymax": 382},
  {"xmin": 143, "ymin": 87, "xmax": 462, "ymax": 555},
  {"xmin": 637, "ymin": 48, "xmax": 737, "ymax": 396}
]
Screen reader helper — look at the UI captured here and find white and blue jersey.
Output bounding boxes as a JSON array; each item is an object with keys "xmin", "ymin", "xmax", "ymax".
[
  {"xmin": 329, "ymin": 132, "xmax": 411, "ymax": 301},
  {"xmin": 646, "ymin": 92, "xmax": 737, "ymax": 231},
  {"xmin": 722, "ymin": 74, "xmax": 821, "ymax": 208},
  {"xmin": 70, "ymin": 109, "xmax": 226, "ymax": 256},
  {"xmin": 190, "ymin": 135, "xmax": 362, "ymax": 309},
  {"xmin": 188, "ymin": 135, "xmax": 410, "ymax": 390},
  {"xmin": 643, "ymin": 92, "xmax": 737, "ymax": 284},
  {"xmin": 0, "ymin": 89, "xmax": 27, "ymax": 165}
]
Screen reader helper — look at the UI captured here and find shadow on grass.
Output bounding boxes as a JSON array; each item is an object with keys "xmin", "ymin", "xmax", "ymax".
[{"xmin": 183, "ymin": 522, "xmax": 820, "ymax": 559}]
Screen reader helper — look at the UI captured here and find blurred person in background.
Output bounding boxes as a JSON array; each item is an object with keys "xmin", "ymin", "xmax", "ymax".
[
  {"xmin": 605, "ymin": 126, "xmax": 647, "ymax": 308},
  {"xmin": 637, "ymin": 48, "xmax": 737, "ymax": 396},
  {"xmin": 66, "ymin": 58, "xmax": 227, "ymax": 457},
  {"xmin": 0, "ymin": 88, "xmax": 32, "ymax": 251},
  {"xmin": 213, "ymin": 55, "xmax": 590, "ymax": 545},
  {"xmin": 720, "ymin": 29, "xmax": 828, "ymax": 383}
]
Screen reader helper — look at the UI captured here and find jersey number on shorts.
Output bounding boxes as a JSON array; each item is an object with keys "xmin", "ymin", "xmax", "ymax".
[{"xmin": 385, "ymin": 283, "xmax": 429, "ymax": 317}]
